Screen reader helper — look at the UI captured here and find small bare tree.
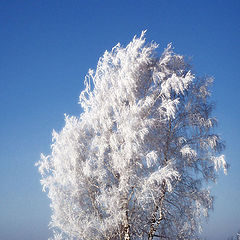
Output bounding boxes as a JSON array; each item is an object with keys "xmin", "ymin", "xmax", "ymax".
[{"xmin": 36, "ymin": 31, "xmax": 227, "ymax": 240}]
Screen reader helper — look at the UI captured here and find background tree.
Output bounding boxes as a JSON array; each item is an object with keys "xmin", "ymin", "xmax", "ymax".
[
  {"xmin": 36, "ymin": 31, "xmax": 227, "ymax": 240},
  {"xmin": 227, "ymin": 230, "xmax": 240, "ymax": 240}
]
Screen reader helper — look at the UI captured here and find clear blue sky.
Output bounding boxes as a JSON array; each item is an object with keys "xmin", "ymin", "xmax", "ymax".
[{"xmin": 0, "ymin": 1, "xmax": 239, "ymax": 239}]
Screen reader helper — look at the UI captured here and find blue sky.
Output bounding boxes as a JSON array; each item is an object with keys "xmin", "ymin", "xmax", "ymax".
[{"xmin": 0, "ymin": 0, "xmax": 239, "ymax": 239}]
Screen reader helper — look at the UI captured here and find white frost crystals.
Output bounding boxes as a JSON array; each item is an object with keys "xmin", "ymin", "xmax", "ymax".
[{"xmin": 36, "ymin": 31, "xmax": 227, "ymax": 240}]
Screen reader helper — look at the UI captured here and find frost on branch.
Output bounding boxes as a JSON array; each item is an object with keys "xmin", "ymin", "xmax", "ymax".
[{"xmin": 36, "ymin": 31, "xmax": 226, "ymax": 240}]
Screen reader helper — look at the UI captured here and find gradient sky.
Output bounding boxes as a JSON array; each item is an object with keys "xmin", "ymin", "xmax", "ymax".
[{"xmin": 0, "ymin": 1, "xmax": 239, "ymax": 239}]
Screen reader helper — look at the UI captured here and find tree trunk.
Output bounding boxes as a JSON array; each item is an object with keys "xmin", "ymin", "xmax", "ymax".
[
  {"xmin": 148, "ymin": 181, "xmax": 166, "ymax": 240},
  {"xmin": 148, "ymin": 205, "xmax": 159, "ymax": 240},
  {"xmin": 124, "ymin": 207, "xmax": 130, "ymax": 240},
  {"xmin": 124, "ymin": 221, "xmax": 130, "ymax": 240},
  {"xmin": 123, "ymin": 195, "xmax": 131, "ymax": 240}
]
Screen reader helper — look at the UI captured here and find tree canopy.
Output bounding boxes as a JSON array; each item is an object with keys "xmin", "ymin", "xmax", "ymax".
[{"xmin": 36, "ymin": 31, "xmax": 227, "ymax": 240}]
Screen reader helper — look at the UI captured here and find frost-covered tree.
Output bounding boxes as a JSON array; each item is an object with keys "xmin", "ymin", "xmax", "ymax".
[
  {"xmin": 227, "ymin": 230, "xmax": 240, "ymax": 240},
  {"xmin": 36, "ymin": 31, "xmax": 227, "ymax": 240}
]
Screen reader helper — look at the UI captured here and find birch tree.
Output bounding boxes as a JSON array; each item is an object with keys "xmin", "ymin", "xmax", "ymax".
[
  {"xmin": 228, "ymin": 230, "xmax": 240, "ymax": 240},
  {"xmin": 36, "ymin": 31, "xmax": 227, "ymax": 240}
]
